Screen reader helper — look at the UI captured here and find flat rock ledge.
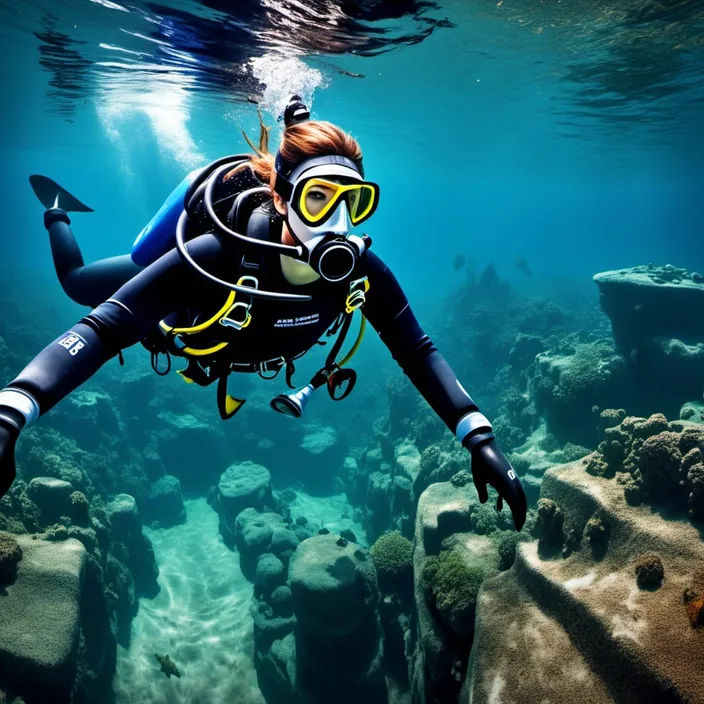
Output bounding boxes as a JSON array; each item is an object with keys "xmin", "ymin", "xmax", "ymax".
[{"xmin": 465, "ymin": 460, "xmax": 704, "ymax": 704}]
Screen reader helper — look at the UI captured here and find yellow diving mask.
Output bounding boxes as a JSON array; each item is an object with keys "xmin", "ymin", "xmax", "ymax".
[{"xmin": 292, "ymin": 176, "xmax": 380, "ymax": 228}]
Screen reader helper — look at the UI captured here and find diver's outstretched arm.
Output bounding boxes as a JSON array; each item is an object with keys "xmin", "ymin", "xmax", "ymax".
[
  {"xmin": 363, "ymin": 251, "xmax": 528, "ymax": 531},
  {"xmin": 44, "ymin": 208, "xmax": 142, "ymax": 308},
  {"xmin": 0, "ymin": 225, "xmax": 231, "ymax": 498}
]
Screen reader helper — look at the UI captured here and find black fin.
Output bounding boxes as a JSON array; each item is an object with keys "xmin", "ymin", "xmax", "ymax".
[{"xmin": 29, "ymin": 174, "xmax": 94, "ymax": 212}]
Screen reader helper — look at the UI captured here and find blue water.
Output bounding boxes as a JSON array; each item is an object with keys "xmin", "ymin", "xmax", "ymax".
[
  {"xmin": 2, "ymin": 0, "xmax": 703, "ymax": 301},
  {"xmin": 1, "ymin": 2, "xmax": 704, "ymax": 702}
]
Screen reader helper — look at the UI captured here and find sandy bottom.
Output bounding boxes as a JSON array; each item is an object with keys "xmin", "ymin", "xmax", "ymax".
[
  {"xmin": 114, "ymin": 493, "xmax": 366, "ymax": 702},
  {"xmin": 113, "ymin": 498, "xmax": 264, "ymax": 704}
]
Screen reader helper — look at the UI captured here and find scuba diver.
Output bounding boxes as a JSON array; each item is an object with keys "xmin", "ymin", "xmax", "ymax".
[{"xmin": 0, "ymin": 96, "xmax": 528, "ymax": 530}]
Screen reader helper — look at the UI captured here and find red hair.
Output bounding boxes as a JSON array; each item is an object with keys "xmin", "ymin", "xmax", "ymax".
[{"xmin": 227, "ymin": 112, "xmax": 362, "ymax": 189}]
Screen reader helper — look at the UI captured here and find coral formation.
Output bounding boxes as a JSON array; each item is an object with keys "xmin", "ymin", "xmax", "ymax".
[
  {"xmin": 532, "ymin": 498, "xmax": 564, "ymax": 554},
  {"xmin": 494, "ymin": 531, "xmax": 520, "ymax": 570},
  {"xmin": 585, "ymin": 413, "xmax": 704, "ymax": 520},
  {"xmin": 370, "ymin": 531, "xmax": 413, "ymax": 595},
  {"xmin": 422, "ymin": 550, "xmax": 486, "ymax": 638},
  {"xmin": 530, "ymin": 340, "xmax": 629, "ymax": 446},
  {"xmin": 584, "ymin": 515, "xmax": 609, "ymax": 559},
  {"xmin": 634, "ymin": 553, "xmax": 665, "ymax": 589},
  {"xmin": 0, "ymin": 531, "xmax": 22, "ymax": 584}
]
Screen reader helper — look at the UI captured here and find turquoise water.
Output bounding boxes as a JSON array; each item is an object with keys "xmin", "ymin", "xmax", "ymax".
[
  {"xmin": 1, "ymin": 1, "xmax": 704, "ymax": 703},
  {"xmin": 2, "ymin": 0, "xmax": 703, "ymax": 294}
]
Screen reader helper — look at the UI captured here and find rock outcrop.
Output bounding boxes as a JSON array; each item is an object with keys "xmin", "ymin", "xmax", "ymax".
[
  {"xmin": 594, "ymin": 265, "xmax": 704, "ymax": 417},
  {"xmin": 107, "ymin": 493, "xmax": 159, "ymax": 598},
  {"xmin": 143, "ymin": 474, "xmax": 187, "ymax": 527},
  {"xmin": 0, "ymin": 536, "xmax": 115, "ymax": 704},
  {"xmin": 255, "ymin": 534, "xmax": 387, "ymax": 704},
  {"xmin": 409, "ymin": 480, "xmax": 502, "ymax": 704},
  {"xmin": 217, "ymin": 461, "xmax": 274, "ymax": 546},
  {"xmin": 465, "ymin": 459, "xmax": 704, "ymax": 703}
]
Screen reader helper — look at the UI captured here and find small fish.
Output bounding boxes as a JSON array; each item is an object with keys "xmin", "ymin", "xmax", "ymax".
[
  {"xmin": 453, "ymin": 254, "xmax": 466, "ymax": 272},
  {"xmin": 155, "ymin": 653, "xmax": 181, "ymax": 679},
  {"xmin": 516, "ymin": 258, "xmax": 531, "ymax": 276},
  {"xmin": 247, "ymin": 94, "xmax": 262, "ymax": 105}
]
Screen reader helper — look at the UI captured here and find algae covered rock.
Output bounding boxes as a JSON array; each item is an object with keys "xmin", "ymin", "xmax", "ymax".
[
  {"xmin": 370, "ymin": 530, "xmax": 413, "ymax": 596},
  {"xmin": 144, "ymin": 474, "xmax": 186, "ymax": 527},
  {"xmin": 422, "ymin": 549, "xmax": 486, "ymax": 638},
  {"xmin": 594, "ymin": 264, "xmax": 704, "ymax": 352},
  {"xmin": 410, "ymin": 476, "xmax": 500, "ymax": 704},
  {"xmin": 27, "ymin": 477, "xmax": 74, "ymax": 523},
  {"xmin": 289, "ymin": 534, "xmax": 379, "ymax": 637},
  {"xmin": 288, "ymin": 534, "xmax": 387, "ymax": 704},
  {"xmin": 530, "ymin": 341, "xmax": 629, "ymax": 446},
  {"xmin": 466, "ymin": 457, "xmax": 704, "ymax": 704},
  {"xmin": 217, "ymin": 461, "xmax": 273, "ymax": 546},
  {"xmin": 254, "ymin": 553, "xmax": 286, "ymax": 596},
  {"xmin": 0, "ymin": 537, "xmax": 86, "ymax": 700},
  {"xmin": 234, "ymin": 508, "xmax": 298, "ymax": 581},
  {"xmin": 594, "ymin": 266, "xmax": 704, "ymax": 416},
  {"xmin": 0, "ymin": 531, "xmax": 22, "ymax": 583},
  {"xmin": 106, "ymin": 494, "xmax": 159, "ymax": 598}
]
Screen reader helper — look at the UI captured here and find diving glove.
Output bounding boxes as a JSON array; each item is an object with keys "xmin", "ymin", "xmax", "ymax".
[
  {"xmin": 0, "ymin": 413, "xmax": 20, "ymax": 500},
  {"xmin": 464, "ymin": 436, "xmax": 528, "ymax": 531}
]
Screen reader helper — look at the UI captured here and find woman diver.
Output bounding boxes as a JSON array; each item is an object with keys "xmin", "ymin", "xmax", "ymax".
[{"xmin": 0, "ymin": 96, "xmax": 527, "ymax": 530}]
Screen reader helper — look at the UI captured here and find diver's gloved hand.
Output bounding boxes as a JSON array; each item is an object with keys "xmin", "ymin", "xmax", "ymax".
[
  {"xmin": 464, "ymin": 436, "xmax": 528, "ymax": 531},
  {"xmin": 0, "ymin": 417, "xmax": 19, "ymax": 500}
]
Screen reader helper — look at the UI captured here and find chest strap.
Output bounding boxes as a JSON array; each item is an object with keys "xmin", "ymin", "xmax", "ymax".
[{"xmin": 158, "ymin": 275, "xmax": 259, "ymax": 358}]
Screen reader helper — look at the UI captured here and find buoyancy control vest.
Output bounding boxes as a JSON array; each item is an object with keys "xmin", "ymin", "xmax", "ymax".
[{"xmin": 136, "ymin": 156, "xmax": 369, "ymax": 420}]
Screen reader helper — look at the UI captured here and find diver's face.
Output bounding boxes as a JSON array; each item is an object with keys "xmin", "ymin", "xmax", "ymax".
[
  {"xmin": 304, "ymin": 178, "xmax": 358, "ymax": 218},
  {"xmin": 305, "ymin": 182, "xmax": 335, "ymax": 217}
]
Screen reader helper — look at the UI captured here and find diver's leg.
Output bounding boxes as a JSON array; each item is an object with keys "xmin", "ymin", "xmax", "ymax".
[{"xmin": 44, "ymin": 208, "xmax": 142, "ymax": 308}]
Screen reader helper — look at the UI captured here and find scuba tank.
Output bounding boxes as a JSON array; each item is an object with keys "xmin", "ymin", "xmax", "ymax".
[{"xmin": 131, "ymin": 169, "xmax": 201, "ymax": 267}]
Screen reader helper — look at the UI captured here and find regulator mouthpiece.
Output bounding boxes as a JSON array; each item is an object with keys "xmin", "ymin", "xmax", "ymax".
[{"xmin": 270, "ymin": 384, "xmax": 315, "ymax": 418}]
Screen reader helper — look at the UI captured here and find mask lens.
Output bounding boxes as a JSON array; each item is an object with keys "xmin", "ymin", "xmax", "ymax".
[
  {"xmin": 348, "ymin": 184, "xmax": 377, "ymax": 224},
  {"xmin": 304, "ymin": 183, "xmax": 336, "ymax": 218}
]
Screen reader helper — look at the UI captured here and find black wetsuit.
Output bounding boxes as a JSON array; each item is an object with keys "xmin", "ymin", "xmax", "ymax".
[
  {"xmin": 0, "ymin": 166, "xmax": 528, "ymax": 529},
  {"xmin": 7, "ymin": 224, "xmax": 479, "ymax": 429}
]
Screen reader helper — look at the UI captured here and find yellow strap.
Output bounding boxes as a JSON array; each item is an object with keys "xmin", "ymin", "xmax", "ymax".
[
  {"xmin": 158, "ymin": 276, "xmax": 259, "ymax": 357},
  {"xmin": 160, "ymin": 291, "xmax": 236, "ymax": 335},
  {"xmin": 181, "ymin": 341, "xmax": 229, "ymax": 357},
  {"xmin": 225, "ymin": 395, "xmax": 245, "ymax": 416},
  {"xmin": 339, "ymin": 313, "xmax": 366, "ymax": 368}
]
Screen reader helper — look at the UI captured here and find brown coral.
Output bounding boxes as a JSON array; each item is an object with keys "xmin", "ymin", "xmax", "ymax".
[
  {"xmin": 0, "ymin": 531, "xmax": 23, "ymax": 584},
  {"xmin": 683, "ymin": 589, "xmax": 704, "ymax": 629},
  {"xmin": 533, "ymin": 499, "xmax": 564, "ymax": 554},
  {"xmin": 634, "ymin": 553, "xmax": 664, "ymax": 589},
  {"xmin": 636, "ymin": 431, "xmax": 683, "ymax": 501}
]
